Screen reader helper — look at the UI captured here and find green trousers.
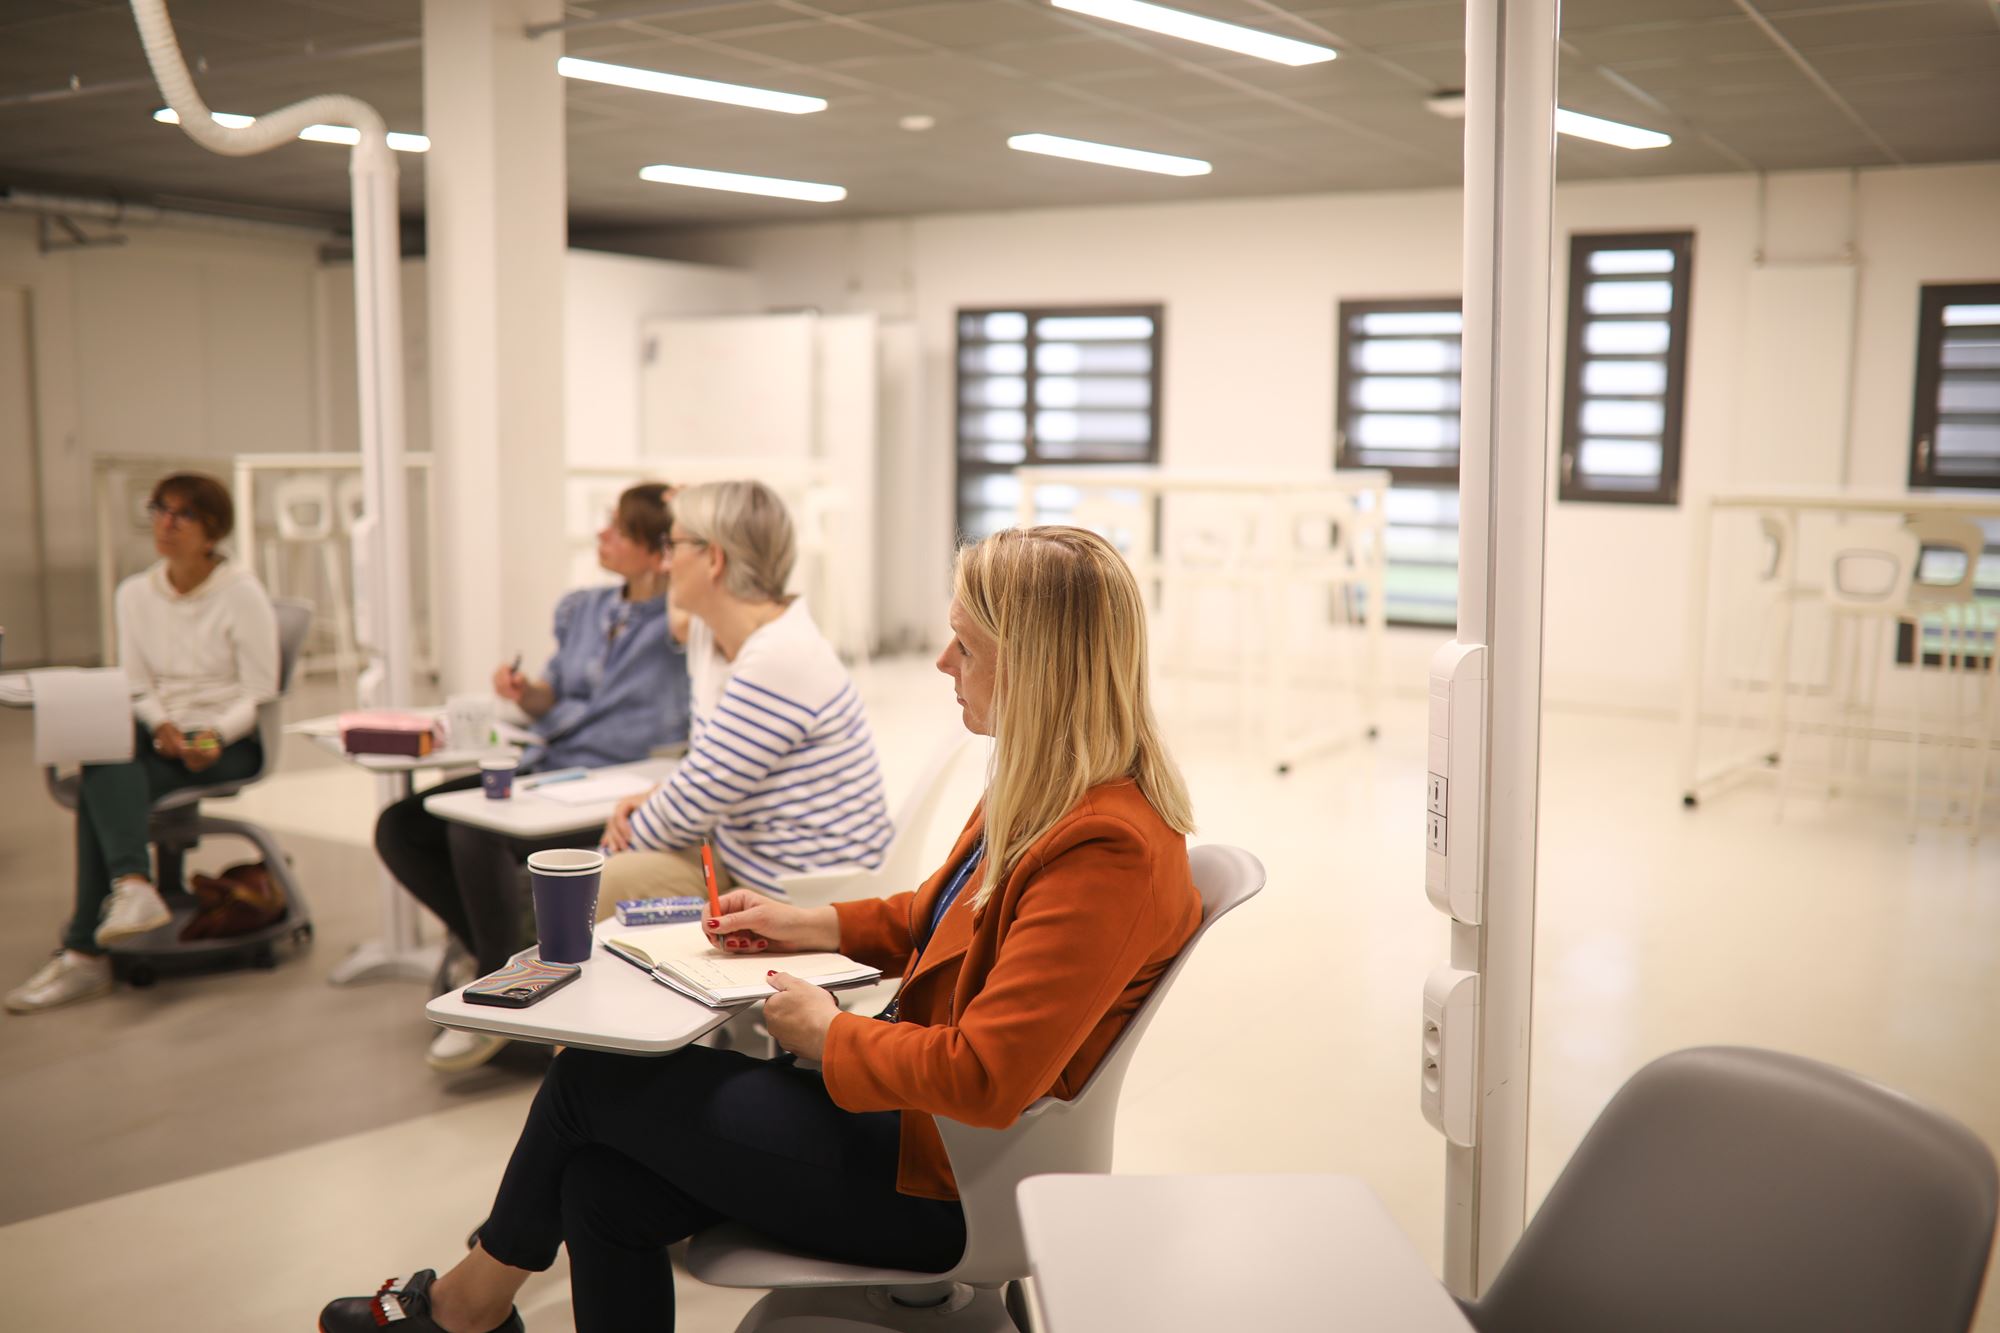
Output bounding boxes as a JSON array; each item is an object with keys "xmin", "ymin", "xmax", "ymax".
[{"xmin": 63, "ymin": 723, "xmax": 262, "ymax": 955}]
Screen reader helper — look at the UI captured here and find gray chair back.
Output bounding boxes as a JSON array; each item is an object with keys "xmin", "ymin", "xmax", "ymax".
[{"xmin": 1467, "ymin": 1046, "xmax": 1998, "ymax": 1333}]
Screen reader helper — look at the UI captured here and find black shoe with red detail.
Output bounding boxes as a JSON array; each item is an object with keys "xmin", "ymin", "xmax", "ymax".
[{"xmin": 317, "ymin": 1269, "xmax": 524, "ymax": 1333}]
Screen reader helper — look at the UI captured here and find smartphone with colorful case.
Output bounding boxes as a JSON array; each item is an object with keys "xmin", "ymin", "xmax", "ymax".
[{"xmin": 462, "ymin": 956, "xmax": 582, "ymax": 1008}]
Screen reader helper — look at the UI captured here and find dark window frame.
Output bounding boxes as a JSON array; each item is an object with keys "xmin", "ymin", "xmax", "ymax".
[
  {"xmin": 953, "ymin": 303, "xmax": 1165, "ymax": 540},
  {"xmin": 1334, "ymin": 295, "xmax": 1464, "ymax": 629},
  {"xmin": 1557, "ymin": 230, "xmax": 1694, "ymax": 506},
  {"xmin": 1909, "ymin": 281, "xmax": 2000, "ymax": 490}
]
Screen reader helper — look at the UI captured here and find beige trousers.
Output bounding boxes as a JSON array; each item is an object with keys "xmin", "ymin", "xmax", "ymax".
[{"xmin": 596, "ymin": 845, "xmax": 735, "ymax": 920}]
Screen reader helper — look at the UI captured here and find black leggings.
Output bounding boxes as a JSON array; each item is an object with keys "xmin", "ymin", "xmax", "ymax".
[
  {"xmin": 373, "ymin": 774, "xmax": 585, "ymax": 976},
  {"xmin": 478, "ymin": 1046, "xmax": 966, "ymax": 1333}
]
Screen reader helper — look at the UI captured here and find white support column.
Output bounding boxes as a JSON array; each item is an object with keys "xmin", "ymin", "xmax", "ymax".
[
  {"xmin": 422, "ymin": 0, "xmax": 569, "ymax": 694},
  {"xmin": 1445, "ymin": 0, "xmax": 1560, "ymax": 1298}
]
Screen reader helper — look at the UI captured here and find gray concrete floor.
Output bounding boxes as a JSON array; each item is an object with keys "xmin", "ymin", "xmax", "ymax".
[{"xmin": 0, "ymin": 686, "xmax": 543, "ymax": 1226}]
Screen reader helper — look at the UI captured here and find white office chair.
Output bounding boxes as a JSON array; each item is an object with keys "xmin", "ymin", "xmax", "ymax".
[
  {"xmin": 684, "ymin": 842, "xmax": 1266, "ymax": 1333},
  {"xmin": 1898, "ymin": 514, "xmax": 1996, "ymax": 837},
  {"xmin": 270, "ymin": 474, "xmax": 359, "ymax": 695}
]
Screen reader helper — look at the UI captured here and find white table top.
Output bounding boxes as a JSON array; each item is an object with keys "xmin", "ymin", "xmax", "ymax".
[
  {"xmin": 289, "ymin": 709, "xmax": 520, "ymax": 774},
  {"xmin": 425, "ymin": 920, "xmax": 732, "ymax": 1054},
  {"xmin": 423, "ymin": 756, "xmax": 677, "ymax": 839},
  {"xmin": 1014, "ymin": 465, "xmax": 1392, "ymax": 494},
  {"xmin": 1017, "ymin": 1174, "xmax": 1473, "ymax": 1333},
  {"xmin": 1703, "ymin": 487, "xmax": 2000, "ymax": 516}
]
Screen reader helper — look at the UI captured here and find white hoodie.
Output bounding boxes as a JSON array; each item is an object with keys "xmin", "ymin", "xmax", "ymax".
[{"xmin": 117, "ymin": 559, "xmax": 279, "ymax": 744}]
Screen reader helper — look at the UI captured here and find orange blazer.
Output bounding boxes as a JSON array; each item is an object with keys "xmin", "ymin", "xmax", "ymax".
[{"xmin": 822, "ymin": 778, "xmax": 1200, "ymax": 1201}]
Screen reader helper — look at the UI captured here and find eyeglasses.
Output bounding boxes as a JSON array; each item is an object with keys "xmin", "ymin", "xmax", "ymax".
[
  {"xmin": 662, "ymin": 536, "xmax": 709, "ymax": 554},
  {"xmin": 147, "ymin": 501, "xmax": 200, "ymax": 528}
]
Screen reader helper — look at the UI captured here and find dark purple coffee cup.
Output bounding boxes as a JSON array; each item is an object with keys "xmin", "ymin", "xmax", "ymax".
[
  {"xmin": 526, "ymin": 848, "xmax": 603, "ymax": 964},
  {"xmin": 480, "ymin": 756, "xmax": 518, "ymax": 799}
]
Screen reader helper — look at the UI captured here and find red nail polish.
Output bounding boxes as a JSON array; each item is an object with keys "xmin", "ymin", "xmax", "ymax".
[
  {"xmin": 767, "ymin": 970, "xmax": 776, "ymax": 976},
  {"xmin": 706, "ymin": 918, "xmax": 719, "ymax": 928}
]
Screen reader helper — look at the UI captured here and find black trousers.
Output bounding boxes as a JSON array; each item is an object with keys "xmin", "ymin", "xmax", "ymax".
[
  {"xmin": 479, "ymin": 1046, "xmax": 967, "ymax": 1333},
  {"xmin": 373, "ymin": 773, "xmax": 589, "ymax": 976}
]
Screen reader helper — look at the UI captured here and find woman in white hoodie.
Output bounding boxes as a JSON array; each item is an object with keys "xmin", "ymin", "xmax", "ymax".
[{"xmin": 6, "ymin": 471, "xmax": 278, "ymax": 1015}]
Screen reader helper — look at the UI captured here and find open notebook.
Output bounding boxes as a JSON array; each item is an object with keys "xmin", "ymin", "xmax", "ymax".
[{"xmin": 605, "ymin": 930, "xmax": 880, "ymax": 1007}]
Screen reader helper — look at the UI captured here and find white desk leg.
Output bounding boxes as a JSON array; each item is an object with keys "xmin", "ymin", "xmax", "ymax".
[
  {"xmin": 328, "ymin": 771, "xmax": 443, "ymax": 986},
  {"xmin": 1678, "ymin": 497, "xmax": 1717, "ymax": 806}
]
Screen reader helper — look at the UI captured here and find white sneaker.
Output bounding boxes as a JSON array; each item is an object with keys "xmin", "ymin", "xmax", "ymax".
[
  {"xmin": 94, "ymin": 879, "xmax": 171, "ymax": 947},
  {"xmin": 6, "ymin": 952, "xmax": 113, "ymax": 1014},
  {"xmin": 427, "ymin": 1026, "xmax": 509, "ymax": 1073}
]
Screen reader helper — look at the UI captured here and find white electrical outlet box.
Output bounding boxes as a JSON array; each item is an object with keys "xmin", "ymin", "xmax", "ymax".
[
  {"xmin": 1424, "ymin": 641, "xmax": 1487, "ymax": 924},
  {"xmin": 1421, "ymin": 965, "xmax": 1479, "ymax": 1147}
]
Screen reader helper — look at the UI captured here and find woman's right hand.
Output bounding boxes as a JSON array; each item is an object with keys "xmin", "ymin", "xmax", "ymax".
[
  {"xmin": 600, "ymin": 786, "xmax": 656, "ymax": 853},
  {"xmin": 705, "ymin": 889, "xmax": 841, "ymax": 956},
  {"xmin": 152, "ymin": 722, "xmax": 186, "ymax": 760},
  {"xmin": 492, "ymin": 663, "xmax": 526, "ymax": 702}
]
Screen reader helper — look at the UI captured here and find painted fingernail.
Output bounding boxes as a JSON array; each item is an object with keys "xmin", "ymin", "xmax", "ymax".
[
  {"xmin": 754, "ymin": 940, "xmax": 768, "ymax": 950},
  {"xmin": 705, "ymin": 918, "xmax": 719, "ymax": 928},
  {"xmin": 767, "ymin": 970, "xmax": 776, "ymax": 976}
]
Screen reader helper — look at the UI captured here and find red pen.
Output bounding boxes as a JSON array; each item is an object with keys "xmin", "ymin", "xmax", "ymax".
[{"xmin": 701, "ymin": 840, "xmax": 721, "ymax": 920}]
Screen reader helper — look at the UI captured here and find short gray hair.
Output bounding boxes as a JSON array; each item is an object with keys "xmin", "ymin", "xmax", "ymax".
[{"xmin": 671, "ymin": 480, "xmax": 796, "ymax": 603}]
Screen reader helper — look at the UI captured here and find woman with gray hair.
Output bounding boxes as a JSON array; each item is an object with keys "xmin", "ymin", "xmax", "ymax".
[{"xmin": 599, "ymin": 479, "xmax": 890, "ymax": 899}]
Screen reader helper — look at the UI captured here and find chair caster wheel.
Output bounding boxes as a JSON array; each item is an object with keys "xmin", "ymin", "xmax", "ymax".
[
  {"xmin": 253, "ymin": 945, "xmax": 278, "ymax": 969},
  {"xmin": 294, "ymin": 922, "xmax": 315, "ymax": 947},
  {"xmin": 128, "ymin": 966, "xmax": 157, "ymax": 988}
]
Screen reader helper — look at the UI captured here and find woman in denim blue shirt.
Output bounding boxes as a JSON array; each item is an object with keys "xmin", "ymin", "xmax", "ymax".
[{"xmin": 375, "ymin": 484, "xmax": 690, "ymax": 1072}]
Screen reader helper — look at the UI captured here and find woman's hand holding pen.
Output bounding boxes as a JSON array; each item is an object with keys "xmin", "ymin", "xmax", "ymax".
[
  {"xmin": 764, "ymin": 974, "xmax": 839, "ymax": 1060},
  {"xmin": 704, "ymin": 889, "xmax": 841, "ymax": 955},
  {"xmin": 600, "ymin": 786, "xmax": 657, "ymax": 853},
  {"xmin": 492, "ymin": 657, "xmax": 527, "ymax": 702}
]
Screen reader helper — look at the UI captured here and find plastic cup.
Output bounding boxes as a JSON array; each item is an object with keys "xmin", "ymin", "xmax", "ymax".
[
  {"xmin": 526, "ymin": 848, "xmax": 604, "ymax": 964},
  {"xmin": 480, "ymin": 756, "xmax": 518, "ymax": 799}
]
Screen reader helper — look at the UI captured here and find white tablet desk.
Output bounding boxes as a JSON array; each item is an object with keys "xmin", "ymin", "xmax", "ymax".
[
  {"xmin": 1016, "ymin": 1173, "xmax": 1474, "ymax": 1333},
  {"xmin": 424, "ymin": 920, "xmax": 731, "ymax": 1055},
  {"xmin": 423, "ymin": 757, "xmax": 677, "ymax": 840}
]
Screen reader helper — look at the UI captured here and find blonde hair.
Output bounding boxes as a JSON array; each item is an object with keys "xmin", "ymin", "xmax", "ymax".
[
  {"xmin": 671, "ymin": 480, "xmax": 796, "ymax": 603},
  {"xmin": 954, "ymin": 525, "xmax": 1194, "ymax": 910}
]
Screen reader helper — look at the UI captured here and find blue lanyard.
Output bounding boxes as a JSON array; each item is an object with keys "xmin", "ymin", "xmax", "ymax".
[{"xmin": 879, "ymin": 840, "xmax": 983, "ymax": 1023}]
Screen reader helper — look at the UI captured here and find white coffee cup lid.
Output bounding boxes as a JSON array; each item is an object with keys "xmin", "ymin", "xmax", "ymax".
[
  {"xmin": 527, "ymin": 848, "xmax": 605, "ymax": 876},
  {"xmin": 480, "ymin": 756, "xmax": 519, "ymax": 771}
]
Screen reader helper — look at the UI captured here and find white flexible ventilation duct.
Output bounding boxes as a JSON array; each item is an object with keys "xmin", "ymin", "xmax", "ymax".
[{"xmin": 128, "ymin": 0, "xmax": 413, "ymax": 711}]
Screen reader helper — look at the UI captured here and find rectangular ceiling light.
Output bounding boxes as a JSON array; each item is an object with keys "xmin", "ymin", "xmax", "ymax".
[
  {"xmin": 154, "ymin": 107, "xmax": 429, "ymax": 152},
  {"xmin": 558, "ymin": 56, "xmax": 826, "ymax": 114},
  {"xmin": 1052, "ymin": 0, "xmax": 1335, "ymax": 66},
  {"xmin": 1554, "ymin": 108, "xmax": 1671, "ymax": 150},
  {"xmin": 1007, "ymin": 133, "xmax": 1212, "ymax": 177},
  {"xmin": 639, "ymin": 163, "xmax": 846, "ymax": 202}
]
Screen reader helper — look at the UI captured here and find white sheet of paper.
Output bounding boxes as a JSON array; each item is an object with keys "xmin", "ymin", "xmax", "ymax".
[
  {"xmin": 532, "ymin": 774, "xmax": 655, "ymax": 806},
  {"xmin": 32, "ymin": 669, "xmax": 137, "ymax": 765}
]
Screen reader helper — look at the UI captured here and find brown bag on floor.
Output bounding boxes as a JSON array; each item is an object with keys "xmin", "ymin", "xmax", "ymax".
[{"xmin": 180, "ymin": 861, "xmax": 288, "ymax": 941}]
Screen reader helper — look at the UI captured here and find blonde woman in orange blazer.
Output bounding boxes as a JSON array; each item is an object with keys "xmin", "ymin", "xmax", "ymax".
[{"xmin": 320, "ymin": 527, "xmax": 1200, "ymax": 1333}]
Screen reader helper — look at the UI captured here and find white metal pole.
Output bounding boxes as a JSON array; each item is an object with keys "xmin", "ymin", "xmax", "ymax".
[{"xmin": 1446, "ymin": 0, "xmax": 1560, "ymax": 1297}]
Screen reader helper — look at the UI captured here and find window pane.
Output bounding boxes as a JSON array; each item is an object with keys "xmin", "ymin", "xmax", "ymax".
[
  {"xmin": 1358, "ymin": 310, "xmax": 1464, "ymax": 336},
  {"xmin": 1942, "ymin": 304, "xmax": 2000, "ymax": 326},
  {"xmin": 1355, "ymin": 338, "xmax": 1460, "ymax": 374},
  {"xmin": 1579, "ymin": 438, "xmax": 1663, "ymax": 477},
  {"xmin": 981, "ymin": 312, "xmax": 1028, "ymax": 340},
  {"xmin": 1588, "ymin": 248, "xmax": 1676, "ymax": 275},
  {"xmin": 1585, "ymin": 280, "xmax": 1674, "ymax": 315},
  {"xmin": 961, "ymin": 343, "xmax": 1027, "ymax": 374},
  {"xmin": 1580, "ymin": 399, "xmax": 1665, "ymax": 436},
  {"xmin": 962, "ymin": 376, "xmax": 1026, "ymax": 408},
  {"xmin": 1035, "ymin": 410, "xmax": 1151, "ymax": 444},
  {"xmin": 962, "ymin": 441, "xmax": 1026, "ymax": 464},
  {"xmin": 1036, "ymin": 376, "xmax": 1152, "ymax": 409},
  {"xmin": 959, "ymin": 409, "xmax": 1025, "ymax": 442},
  {"xmin": 1939, "ymin": 378, "xmax": 2000, "ymax": 413},
  {"xmin": 1584, "ymin": 320, "xmax": 1671, "ymax": 355},
  {"xmin": 1936, "ymin": 422, "xmax": 2000, "ymax": 466},
  {"xmin": 1354, "ymin": 376, "xmax": 1457, "ymax": 411},
  {"xmin": 1354, "ymin": 413, "xmax": 1458, "ymax": 449},
  {"xmin": 1582, "ymin": 360, "xmax": 1667, "ymax": 395},
  {"xmin": 1036, "ymin": 342, "xmax": 1153, "ymax": 374},
  {"xmin": 1035, "ymin": 315, "xmax": 1154, "ymax": 340},
  {"xmin": 1942, "ymin": 337, "xmax": 2000, "ymax": 370}
]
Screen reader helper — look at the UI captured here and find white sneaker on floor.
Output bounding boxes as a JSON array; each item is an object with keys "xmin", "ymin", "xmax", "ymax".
[
  {"xmin": 94, "ymin": 879, "xmax": 171, "ymax": 947},
  {"xmin": 6, "ymin": 952, "xmax": 112, "ymax": 1014},
  {"xmin": 427, "ymin": 1026, "xmax": 508, "ymax": 1073}
]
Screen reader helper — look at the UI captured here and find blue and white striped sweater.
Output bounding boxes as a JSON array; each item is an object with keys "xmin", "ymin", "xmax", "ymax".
[{"xmin": 626, "ymin": 601, "xmax": 891, "ymax": 894}]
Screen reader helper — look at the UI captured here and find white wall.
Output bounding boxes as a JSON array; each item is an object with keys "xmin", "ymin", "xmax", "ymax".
[
  {"xmin": 0, "ymin": 213, "xmax": 328, "ymax": 664},
  {"xmin": 658, "ymin": 163, "xmax": 2000, "ymax": 711}
]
